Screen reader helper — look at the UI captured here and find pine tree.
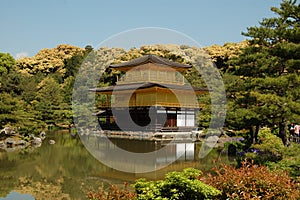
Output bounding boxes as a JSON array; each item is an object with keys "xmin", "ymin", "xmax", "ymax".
[{"xmin": 227, "ymin": 0, "xmax": 300, "ymax": 145}]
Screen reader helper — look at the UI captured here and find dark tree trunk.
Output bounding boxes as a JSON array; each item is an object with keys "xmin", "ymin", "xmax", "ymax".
[
  {"xmin": 250, "ymin": 126, "xmax": 255, "ymax": 144},
  {"xmin": 249, "ymin": 125, "xmax": 259, "ymax": 144},
  {"xmin": 279, "ymin": 118, "xmax": 288, "ymax": 146},
  {"xmin": 254, "ymin": 125, "xmax": 259, "ymax": 143}
]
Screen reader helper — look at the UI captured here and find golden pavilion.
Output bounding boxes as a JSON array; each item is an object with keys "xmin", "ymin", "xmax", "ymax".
[{"xmin": 91, "ymin": 54, "xmax": 207, "ymax": 132}]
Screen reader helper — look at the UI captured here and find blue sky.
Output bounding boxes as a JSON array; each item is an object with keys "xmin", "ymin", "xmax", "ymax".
[{"xmin": 1, "ymin": 0, "xmax": 283, "ymax": 58}]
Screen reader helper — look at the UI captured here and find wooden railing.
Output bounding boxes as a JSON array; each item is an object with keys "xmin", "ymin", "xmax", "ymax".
[
  {"xmin": 97, "ymin": 102, "xmax": 205, "ymax": 108},
  {"xmin": 117, "ymin": 72, "xmax": 186, "ymax": 85}
]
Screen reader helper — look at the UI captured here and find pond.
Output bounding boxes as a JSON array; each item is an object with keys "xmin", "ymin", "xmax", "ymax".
[{"xmin": 0, "ymin": 130, "xmax": 234, "ymax": 200}]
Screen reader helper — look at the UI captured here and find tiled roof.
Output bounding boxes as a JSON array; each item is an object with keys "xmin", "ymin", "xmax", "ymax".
[
  {"xmin": 110, "ymin": 54, "xmax": 191, "ymax": 69},
  {"xmin": 90, "ymin": 82, "xmax": 207, "ymax": 93}
]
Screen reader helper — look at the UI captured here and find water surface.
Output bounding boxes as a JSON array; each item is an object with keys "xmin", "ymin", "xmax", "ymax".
[{"xmin": 0, "ymin": 131, "xmax": 233, "ymax": 199}]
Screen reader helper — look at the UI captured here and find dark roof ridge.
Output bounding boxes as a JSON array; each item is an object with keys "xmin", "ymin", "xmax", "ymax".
[{"xmin": 110, "ymin": 54, "xmax": 191, "ymax": 69}]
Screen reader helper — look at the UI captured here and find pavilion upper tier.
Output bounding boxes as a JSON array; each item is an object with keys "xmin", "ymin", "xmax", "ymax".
[{"xmin": 110, "ymin": 54, "xmax": 191, "ymax": 85}]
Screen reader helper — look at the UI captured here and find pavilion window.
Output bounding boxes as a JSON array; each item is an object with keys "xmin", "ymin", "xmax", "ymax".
[{"xmin": 177, "ymin": 111, "xmax": 186, "ymax": 127}]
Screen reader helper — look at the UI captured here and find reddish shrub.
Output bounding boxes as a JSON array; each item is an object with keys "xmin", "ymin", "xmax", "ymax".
[
  {"xmin": 87, "ymin": 182, "xmax": 136, "ymax": 200},
  {"xmin": 201, "ymin": 160, "xmax": 300, "ymax": 200}
]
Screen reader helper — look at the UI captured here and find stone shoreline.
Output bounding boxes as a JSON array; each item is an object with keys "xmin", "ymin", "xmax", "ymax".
[
  {"xmin": 0, "ymin": 135, "xmax": 43, "ymax": 152},
  {"xmin": 0, "ymin": 128, "xmax": 54, "ymax": 152}
]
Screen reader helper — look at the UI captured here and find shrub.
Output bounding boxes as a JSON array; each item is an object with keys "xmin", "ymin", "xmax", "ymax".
[
  {"xmin": 133, "ymin": 168, "xmax": 221, "ymax": 200},
  {"xmin": 267, "ymin": 143, "xmax": 300, "ymax": 178},
  {"xmin": 202, "ymin": 160, "xmax": 300, "ymax": 200},
  {"xmin": 242, "ymin": 128, "xmax": 284, "ymax": 165},
  {"xmin": 254, "ymin": 128, "xmax": 284, "ymax": 154}
]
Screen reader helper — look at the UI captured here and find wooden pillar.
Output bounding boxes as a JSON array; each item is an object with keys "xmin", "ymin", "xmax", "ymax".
[
  {"xmin": 105, "ymin": 94, "xmax": 108, "ymax": 107},
  {"xmin": 106, "ymin": 109, "xmax": 110, "ymax": 130}
]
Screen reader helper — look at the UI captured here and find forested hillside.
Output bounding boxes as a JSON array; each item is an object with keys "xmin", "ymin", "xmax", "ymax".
[{"xmin": 0, "ymin": 43, "xmax": 241, "ymax": 134}]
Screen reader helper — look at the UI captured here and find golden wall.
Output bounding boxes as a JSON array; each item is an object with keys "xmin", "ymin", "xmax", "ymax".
[{"xmin": 110, "ymin": 88, "xmax": 199, "ymax": 108}]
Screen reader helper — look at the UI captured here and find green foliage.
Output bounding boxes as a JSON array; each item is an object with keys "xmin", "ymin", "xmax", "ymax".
[
  {"xmin": 243, "ymin": 128, "xmax": 284, "ymax": 165},
  {"xmin": 0, "ymin": 53, "xmax": 23, "ymax": 95},
  {"xmin": 267, "ymin": 143, "xmax": 300, "ymax": 178},
  {"xmin": 202, "ymin": 161, "xmax": 300, "ymax": 200},
  {"xmin": 0, "ymin": 93, "xmax": 19, "ymax": 127},
  {"xmin": 255, "ymin": 128, "xmax": 284, "ymax": 153},
  {"xmin": 64, "ymin": 45, "xmax": 93, "ymax": 80},
  {"xmin": 34, "ymin": 77, "xmax": 67, "ymax": 125},
  {"xmin": 18, "ymin": 73, "xmax": 40, "ymax": 103},
  {"xmin": 0, "ymin": 47, "xmax": 84, "ymax": 133},
  {"xmin": 0, "ymin": 53, "xmax": 15, "ymax": 74},
  {"xmin": 0, "ymin": 53, "xmax": 47, "ymax": 133},
  {"xmin": 0, "ymin": 93, "xmax": 45, "ymax": 133},
  {"xmin": 133, "ymin": 168, "xmax": 221, "ymax": 200},
  {"xmin": 196, "ymin": 95, "xmax": 211, "ymax": 128}
]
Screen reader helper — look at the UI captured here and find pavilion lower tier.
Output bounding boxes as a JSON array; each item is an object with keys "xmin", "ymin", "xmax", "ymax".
[{"xmin": 97, "ymin": 106, "xmax": 199, "ymax": 132}]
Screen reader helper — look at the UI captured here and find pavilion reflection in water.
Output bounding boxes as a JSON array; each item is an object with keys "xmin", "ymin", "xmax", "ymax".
[{"xmin": 84, "ymin": 137, "xmax": 196, "ymax": 173}]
